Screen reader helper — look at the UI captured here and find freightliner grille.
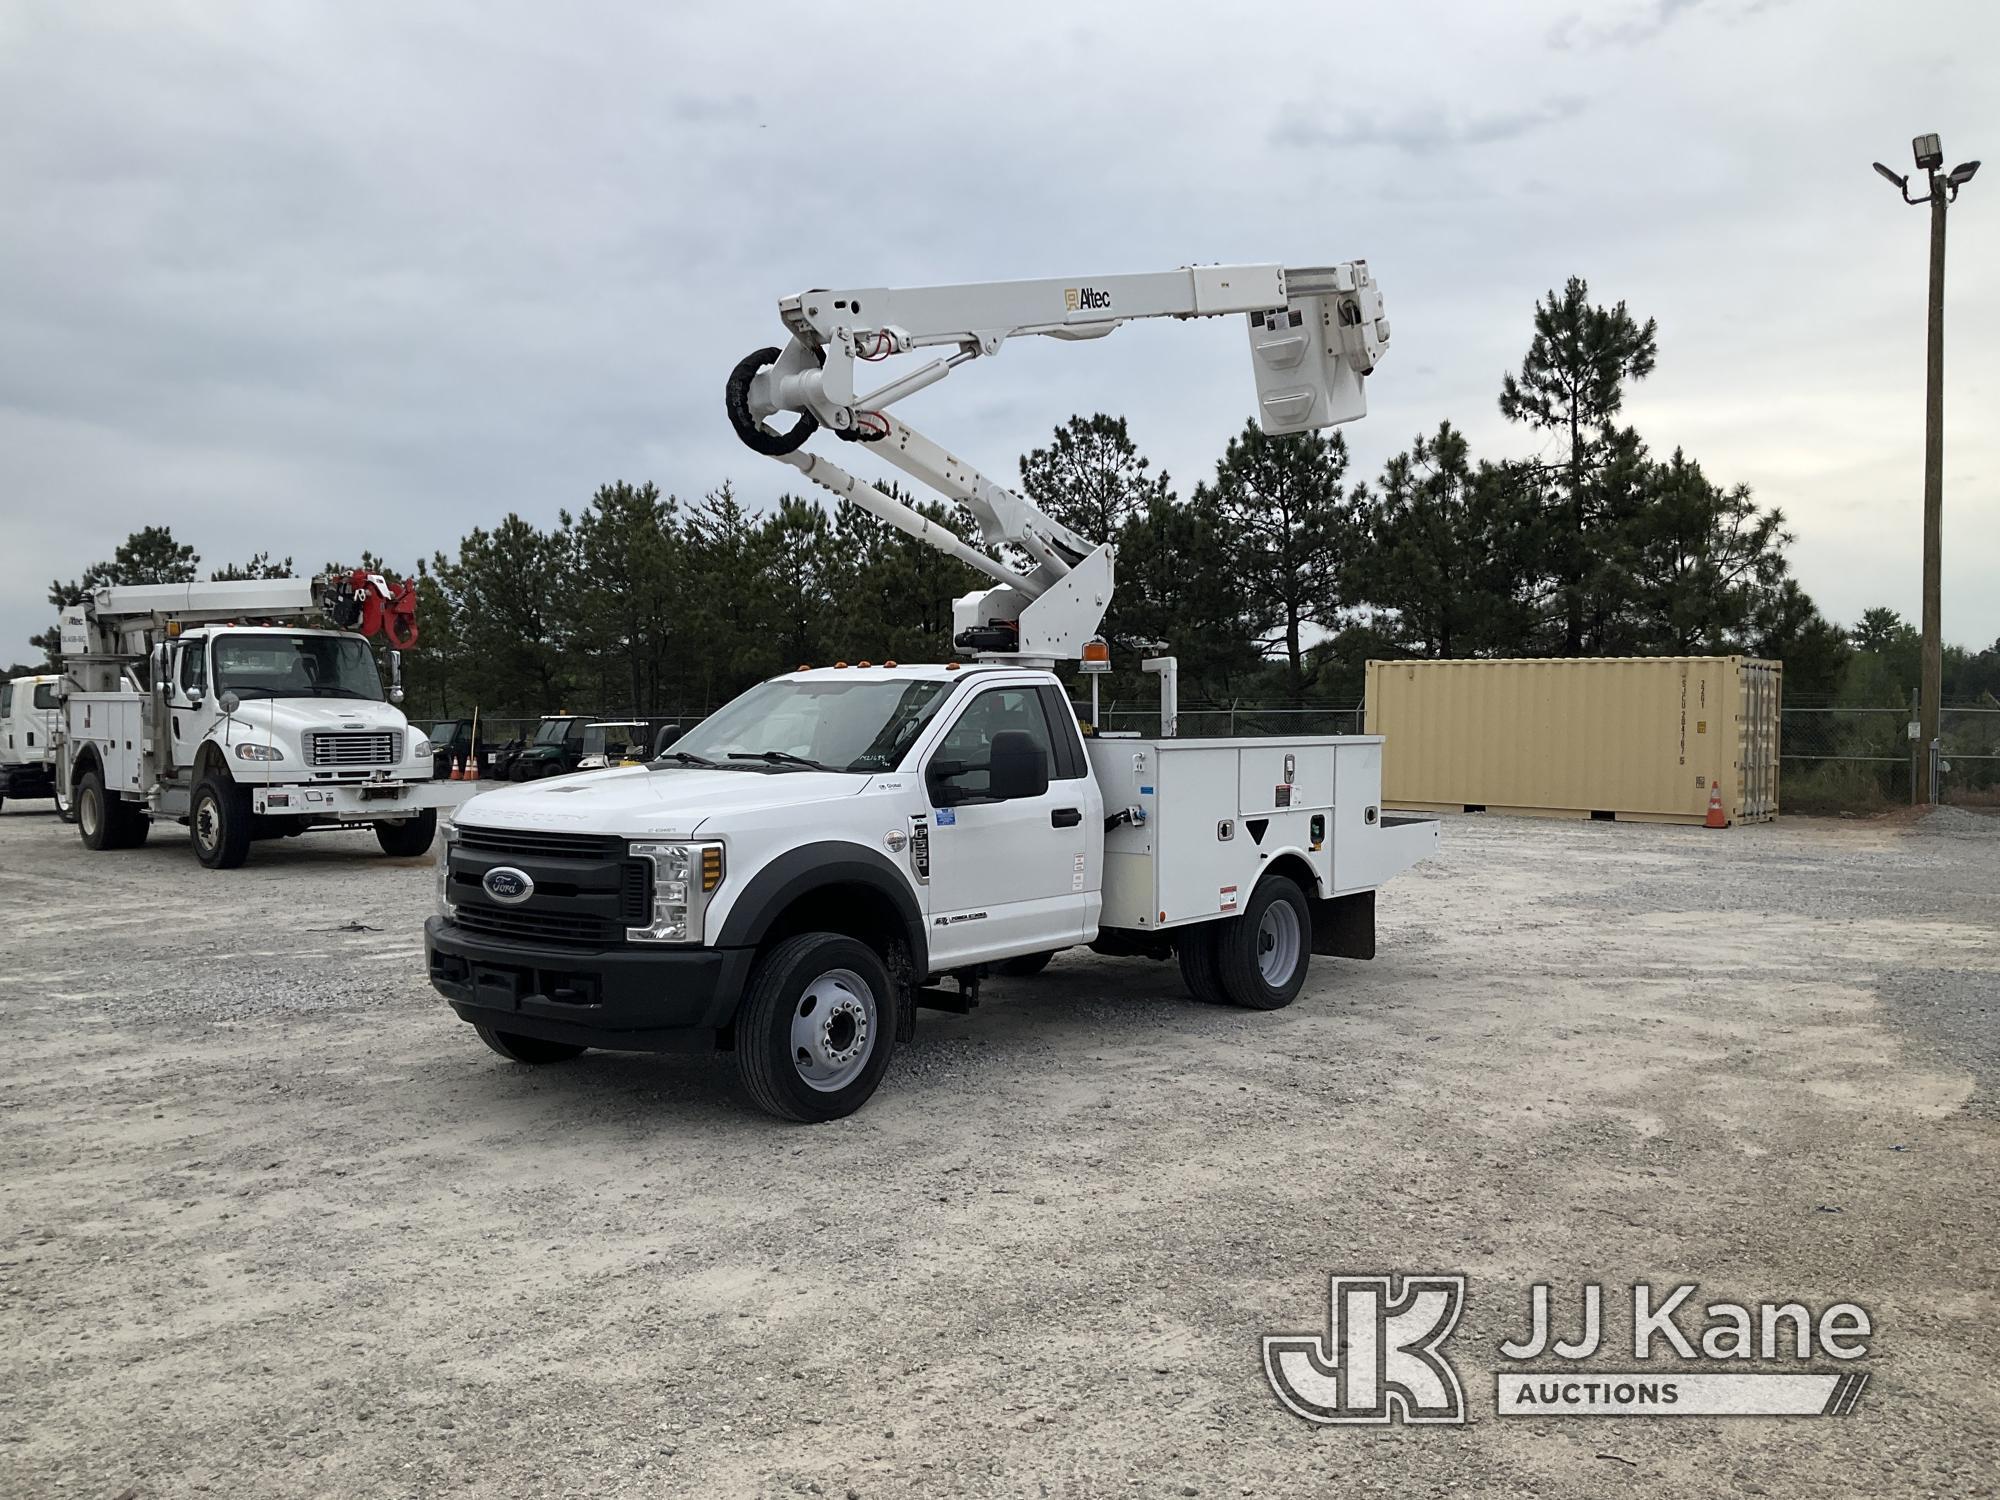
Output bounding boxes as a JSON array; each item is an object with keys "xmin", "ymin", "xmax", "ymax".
[{"xmin": 306, "ymin": 730, "xmax": 401, "ymax": 767}]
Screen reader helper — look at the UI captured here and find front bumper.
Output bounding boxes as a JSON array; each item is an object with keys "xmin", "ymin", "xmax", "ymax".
[
  {"xmin": 425, "ymin": 916, "xmax": 755, "ymax": 1053},
  {"xmin": 251, "ymin": 778, "xmax": 481, "ymax": 820}
]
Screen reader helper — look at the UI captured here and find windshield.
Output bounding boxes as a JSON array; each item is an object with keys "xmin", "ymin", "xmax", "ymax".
[
  {"xmin": 667, "ymin": 677, "xmax": 956, "ymax": 773},
  {"xmin": 534, "ymin": 719, "xmax": 576, "ymax": 746},
  {"xmin": 212, "ymin": 633, "xmax": 384, "ymax": 702}
]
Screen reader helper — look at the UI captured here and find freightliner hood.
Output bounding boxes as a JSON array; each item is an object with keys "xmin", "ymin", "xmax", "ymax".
[
  {"xmin": 455, "ymin": 765, "xmax": 873, "ymax": 840},
  {"xmin": 220, "ymin": 697, "xmax": 411, "ymax": 748}
]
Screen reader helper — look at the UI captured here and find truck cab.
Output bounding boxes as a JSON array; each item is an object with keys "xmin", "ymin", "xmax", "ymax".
[
  {"xmin": 57, "ymin": 585, "xmax": 472, "ymax": 867},
  {"xmin": 426, "ymin": 664, "xmax": 1436, "ymax": 1121},
  {"xmin": 0, "ymin": 674, "xmax": 64, "ymax": 812}
]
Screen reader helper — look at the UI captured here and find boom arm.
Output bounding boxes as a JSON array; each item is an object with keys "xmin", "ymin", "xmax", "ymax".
[{"xmin": 727, "ymin": 261, "xmax": 1389, "ymax": 663}]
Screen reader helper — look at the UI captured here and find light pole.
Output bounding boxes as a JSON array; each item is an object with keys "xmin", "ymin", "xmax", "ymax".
[{"xmin": 1873, "ymin": 135, "xmax": 1978, "ymax": 804}]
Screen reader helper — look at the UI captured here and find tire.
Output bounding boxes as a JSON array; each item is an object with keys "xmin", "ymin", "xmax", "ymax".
[
  {"xmin": 1176, "ymin": 924, "xmax": 1231, "ymax": 1005},
  {"xmin": 76, "ymin": 769, "xmax": 113, "ymax": 850},
  {"xmin": 510, "ymin": 762, "xmax": 532, "ymax": 782},
  {"xmin": 475, "ymin": 1025, "xmax": 587, "ymax": 1065},
  {"xmin": 995, "ymin": 950, "xmax": 1055, "ymax": 977},
  {"xmin": 375, "ymin": 809, "xmax": 438, "ymax": 857},
  {"xmin": 77, "ymin": 768, "xmax": 149, "ymax": 850},
  {"xmin": 736, "ymin": 933, "xmax": 898, "ymax": 1123},
  {"xmin": 1215, "ymin": 875, "xmax": 1311, "ymax": 1010},
  {"xmin": 191, "ymin": 775, "xmax": 252, "ymax": 869}
]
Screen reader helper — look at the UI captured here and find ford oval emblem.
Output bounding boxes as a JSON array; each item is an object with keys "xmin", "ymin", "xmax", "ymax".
[{"xmin": 482, "ymin": 866, "xmax": 534, "ymax": 905}]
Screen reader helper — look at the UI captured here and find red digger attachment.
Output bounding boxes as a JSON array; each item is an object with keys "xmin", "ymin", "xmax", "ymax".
[{"xmin": 325, "ymin": 569, "xmax": 420, "ymax": 648}]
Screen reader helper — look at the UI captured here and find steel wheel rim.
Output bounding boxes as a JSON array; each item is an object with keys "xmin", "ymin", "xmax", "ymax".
[
  {"xmin": 79, "ymin": 785, "xmax": 100, "ymax": 839},
  {"xmin": 789, "ymin": 967, "xmax": 877, "ymax": 1093},
  {"xmin": 194, "ymin": 795, "xmax": 219, "ymax": 853},
  {"xmin": 1256, "ymin": 900, "xmax": 1302, "ymax": 986}
]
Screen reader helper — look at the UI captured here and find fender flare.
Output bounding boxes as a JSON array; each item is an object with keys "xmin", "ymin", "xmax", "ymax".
[{"xmin": 715, "ymin": 840, "xmax": 928, "ymax": 979}]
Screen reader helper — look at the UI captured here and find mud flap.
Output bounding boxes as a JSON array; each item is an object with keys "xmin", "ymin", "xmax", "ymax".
[{"xmin": 1309, "ymin": 890, "xmax": 1375, "ymax": 960}]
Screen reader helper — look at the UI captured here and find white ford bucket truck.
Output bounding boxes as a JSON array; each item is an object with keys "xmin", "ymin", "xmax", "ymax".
[
  {"xmin": 426, "ymin": 260, "xmax": 1437, "ymax": 1120},
  {"xmin": 55, "ymin": 573, "xmax": 476, "ymax": 867}
]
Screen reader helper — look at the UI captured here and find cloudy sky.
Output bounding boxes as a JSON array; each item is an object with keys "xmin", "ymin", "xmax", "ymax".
[{"xmin": 2, "ymin": 0, "xmax": 1994, "ymax": 667}]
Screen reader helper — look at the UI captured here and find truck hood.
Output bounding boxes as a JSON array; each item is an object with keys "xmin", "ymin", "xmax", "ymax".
[
  {"xmin": 221, "ymin": 698, "xmax": 409, "ymax": 743},
  {"xmin": 456, "ymin": 765, "xmax": 872, "ymax": 839}
]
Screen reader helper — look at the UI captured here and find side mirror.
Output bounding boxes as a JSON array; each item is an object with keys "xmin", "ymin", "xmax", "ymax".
[
  {"xmin": 988, "ymin": 731, "xmax": 1050, "ymax": 801},
  {"xmin": 186, "ymin": 688, "xmax": 206, "ymax": 709},
  {"xmin": 219, "ymin": 690, "xmax": 241, "ymax": 715},
  {"xmin": 654, "ymin": 725, "xmax": 683, "ymax": 757},
  {"xmin": 388, "ymin": 649, "xmax": 405, "ymax": 705}
]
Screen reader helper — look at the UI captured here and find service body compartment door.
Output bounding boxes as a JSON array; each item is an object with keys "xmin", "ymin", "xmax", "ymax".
[{"xmin": 1154, "ymin": 746, "xmax": 1246, "ymax": 923}]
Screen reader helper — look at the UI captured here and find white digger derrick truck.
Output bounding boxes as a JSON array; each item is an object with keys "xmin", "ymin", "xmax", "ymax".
[
  {"xmin": 56, "ymin": 572, "xmax": 476, "ymax": 867},
  {"xmin": 426, "ymin": 261, "xmax": 1439, "ymax": 1120}
]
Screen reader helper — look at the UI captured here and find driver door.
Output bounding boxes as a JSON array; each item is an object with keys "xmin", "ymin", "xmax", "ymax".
[
  {"xmin": 923, "ymin": 683, "xmax": 1090, "ymax": 967},
  {"xmin": 169, "ymin": 641, "xmax": 209, "ymax": 778}
]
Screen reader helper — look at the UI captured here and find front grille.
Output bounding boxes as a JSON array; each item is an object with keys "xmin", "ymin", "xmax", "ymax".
[
  {"xmin": 454, "ymin": 903, "xmax": 624, "ymax": 948},
  {"xmin": 448, "ymin": 825, "xmax": 650, "ymax": 949},
  {"xmin": 307, "ymin": 730, "xmax": 400, "ymax": 767},
  {"xmin": 456, "ymin": 825, "xmax": 624, "ymax": 861}
]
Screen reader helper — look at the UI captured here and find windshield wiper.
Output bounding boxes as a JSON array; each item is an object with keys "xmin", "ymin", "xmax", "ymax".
[
  {"xmin": 660, "ymin": 749, "xmax": 719, "ymax": 768},
  {"xmin": 727, "ymin": 750, "xmax": 834, "ymax": 771}
]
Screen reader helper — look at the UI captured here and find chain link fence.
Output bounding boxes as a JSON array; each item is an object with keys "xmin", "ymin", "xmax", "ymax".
[
  {"xmin": 1782, "ymin": 702, "xmax": 2000, "ymax": 809},
  {"xmin": 425, "ymin": 696, "xmax": 2000, "ymax": 811}
]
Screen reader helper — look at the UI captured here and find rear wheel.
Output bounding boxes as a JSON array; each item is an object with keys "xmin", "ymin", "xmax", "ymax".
[
  {"xmin": 736, "ymin": 933, "xmax": 898, "ymax": 1122},
  {"xmin": 191, "ymin": 776, "xmax": 251, "ymax": 869},
  {"xmin": 375, "ymin": 809, "xmax": 438, "ymax": 857},
  {"xmin": 76, "ymin": 768, "xmax": 145, "ymax": 850},
  {"xmin": 1176, "ymin": 924, "xmax": 1230, "ymax": 1005},
  {"xmin": 1215, "ymin": 875, "xmax": 1310, "ymax": 1010},
  {"xmin": 475, "ymin": 1026, "xmax": 586, "ymax": 1064}
]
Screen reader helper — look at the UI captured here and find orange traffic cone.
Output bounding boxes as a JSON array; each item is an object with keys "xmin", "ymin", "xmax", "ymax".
[
  {"xmin": 465, "ymin": 757, "xmax": 480, "ymax": 783},
  {"xmin": 1704, "ymin": 780, "xmax": 1727, "ymax": 829}
]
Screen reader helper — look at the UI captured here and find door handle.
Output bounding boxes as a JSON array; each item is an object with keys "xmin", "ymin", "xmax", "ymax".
[{"xmin": 1051, "ymin": 807, "xmax": 1082, "ymax": 828}]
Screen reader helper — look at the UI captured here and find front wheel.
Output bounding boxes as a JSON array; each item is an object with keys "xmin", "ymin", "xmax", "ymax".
[
  {"xmin": 191, "ymin": 776, "xmax": 252, "ymax": 869},
  {"xmin": 1215, "ymin": 875, "xmax": 1311, "ymax": 1010},
  {"xmin": 736, "ymin": 933, "xmax": 898, "ymax": 1122},
  {"xmin": 375, "ymin": 809, "xmax": 438, "ymax": 857}
]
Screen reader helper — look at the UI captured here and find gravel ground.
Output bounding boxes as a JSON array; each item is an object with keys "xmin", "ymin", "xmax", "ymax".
[{"xmin": 1, "ymin": 802, "xmax": 1995, "ymax": 1498}]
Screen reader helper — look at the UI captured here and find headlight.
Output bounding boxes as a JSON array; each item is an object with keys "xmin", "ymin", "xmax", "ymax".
[
  {"xmin": 436, "ymin": 818, "xmax": 458, "ymax": 918},
  {"xmin": 627, "ymin": 841, "xmax": 724, "ymax": 944},
  {"xmin": 235, "ymin": 743, "xmax": 284, "ymax": 761},
  {"xmin": 411, "ymin": 737, "xmax": 432, "ymax": 759}
]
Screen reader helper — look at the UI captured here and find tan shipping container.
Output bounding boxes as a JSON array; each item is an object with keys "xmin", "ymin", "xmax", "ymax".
[{"xmin": 1363, "ymin": 656, "xmax": 1781, "ymax": 826}]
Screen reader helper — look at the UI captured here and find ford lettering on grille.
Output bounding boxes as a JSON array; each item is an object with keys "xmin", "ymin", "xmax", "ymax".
[{"xmin": 481, "ymin": 866, "xmax": 535, "ymax": 904}]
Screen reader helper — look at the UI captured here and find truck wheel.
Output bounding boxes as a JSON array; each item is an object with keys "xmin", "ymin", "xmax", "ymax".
[
  {"xmin": 375, "ymin": 809, "xmax": 438, "ymax": 857},
  {"xmin": 475, "ymin": 1025, "xmax": 586, "ymax": 1064},
  {"xmin": 1215, "ymin": 875, "xmax": 1311, "ymax": 1010},
  {"xmin": 996, "ymin": 950, "xmax": 1055, "ymax": 977},
  {"xmin": 736, "ymin": 933, "xmax": 898, "ymax": 1123},
  {"xmin": 191, "ymin": 776, "xmax": 252, "ymax": 869},
  {"xmin": 1175, "ymin": 925, "xmax": 1231, "ymax": 1005}
]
